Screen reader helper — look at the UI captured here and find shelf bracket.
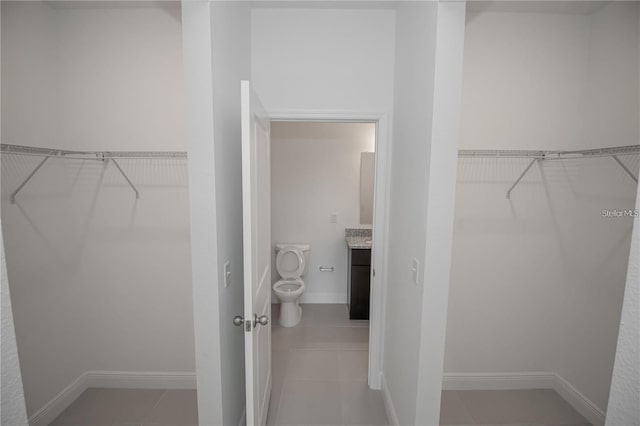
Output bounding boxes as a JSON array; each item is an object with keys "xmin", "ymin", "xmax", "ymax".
[
  {"xmin": 110, "ymin": 158, "xmax": 140, "ymax": 199},
  {"xmin": 612, "ymin": 155, "xmax": 638, "ymax": 184},
  {"xmin": 506, "ymin": 158, "xmax": 539, "ymax": 199},
  {"xmin": 10, "ymin": 156, "xmax": 50, "ymax": 204}
]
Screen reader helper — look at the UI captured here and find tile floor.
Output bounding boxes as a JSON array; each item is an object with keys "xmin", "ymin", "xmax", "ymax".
[
  {"xmin": 49, "ymin": 388, "xmax": 198, "ymax": 426},
  {"xmin": 267, "ymin": 303, "xmax": 383, "ymax": 426},
  {"xmin": 50, "ymin": 303, "xmax": 592, "ymax": 426},
  {"xmin": 439, "ymin": 389, "xmax": 592, "ymax": 426}
]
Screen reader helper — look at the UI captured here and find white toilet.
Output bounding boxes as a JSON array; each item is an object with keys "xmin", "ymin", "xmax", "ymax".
[{"xmin": 273, "ymin": 243, "xmax": 310, "ymax": 327}]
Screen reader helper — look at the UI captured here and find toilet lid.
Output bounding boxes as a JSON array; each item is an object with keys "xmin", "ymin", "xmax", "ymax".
[{"xmin": 276, "ymin": 246, "xmax": 305, "ymax": 279}]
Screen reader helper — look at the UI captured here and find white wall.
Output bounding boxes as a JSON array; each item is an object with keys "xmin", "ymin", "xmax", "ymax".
[
  {"xmin": 2, "ymin": 1, "xmax": 185, "ymax": 152},
  {"xmin": 182, "ymin": 2, "xmax": 251, "ymax": 425},
  {"xmin": 270, "ymin": 122, "xmax": 375, "ymax": 303},
  {"xmin": 2, "ymin": 1, "xmax": 194, "ymax": 419},
  {"xmin": 251, "ymin": 6, "xmax": 396, "ymax": 113},
  {"xmin": 446, "ymin": 2, "xmax": 640, "ymax": 416}
]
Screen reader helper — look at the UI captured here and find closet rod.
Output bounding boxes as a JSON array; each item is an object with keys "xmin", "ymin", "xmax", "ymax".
[
  {"xmin": 1, "ymin": 143, "xmax": 186, "ymax": 203},
  {"xmin": 458, "ymin": 144, "xmax": 639, "ymax": 198},
  {"xmin": 0, "ymin": 143, "xmax": 187, "ymax": 159},
  {"xmin": 458, "ymin": 144, "xmax": 640, "ymax": 159}
]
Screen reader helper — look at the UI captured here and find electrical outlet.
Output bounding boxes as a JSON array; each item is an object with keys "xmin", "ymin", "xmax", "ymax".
[
  {"xmin": 330, "ymin": 213, "xmax": 338, "ymax": 223},
  {"xmin": 223, "ymin": 261, "xmax": 231, "ymax": 288}
]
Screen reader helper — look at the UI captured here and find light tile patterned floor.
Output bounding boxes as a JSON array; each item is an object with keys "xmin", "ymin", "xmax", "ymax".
[
  {"xmin": 267, "ymin": 304, "xmax": 384, "ymax": 426},
  {"xmin": 49, "ymin": 388, "xmax": 197, "ymax": 426},
  {"xmin": 49, "ymin": 303, "xmax": 592, "ymax": 426}
]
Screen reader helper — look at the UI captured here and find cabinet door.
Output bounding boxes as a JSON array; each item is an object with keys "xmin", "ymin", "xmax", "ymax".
[{"xmin": 350, "ymin": 265, "xmax": 371, "ymax": 320}]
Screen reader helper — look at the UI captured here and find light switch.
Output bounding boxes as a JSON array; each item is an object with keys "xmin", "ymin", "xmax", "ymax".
[
  {"xmin": 330, "ymin": 213, "xmax": 338, "ymax": 223},
  {"xmin": 411, "ymin": 258, "xmax": 419, "ymax": 285},
  {"xmin": 223, "ymin": 261, "xmax": 231, "ymax": 288}
]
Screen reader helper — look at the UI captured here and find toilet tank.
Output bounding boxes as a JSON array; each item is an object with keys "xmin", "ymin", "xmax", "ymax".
[{"xmin": 275, "ymin": 243, "xmax": 311, "ymax": 277}]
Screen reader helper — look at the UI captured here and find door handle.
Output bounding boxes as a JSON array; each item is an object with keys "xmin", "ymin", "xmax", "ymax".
[
  {"xmin": 233, "ymin": 314, "xmax": 269, "ymax": 330},
  {"xmin": 253, "ymin": 314, "xmax": 269, "ymax": 327}
]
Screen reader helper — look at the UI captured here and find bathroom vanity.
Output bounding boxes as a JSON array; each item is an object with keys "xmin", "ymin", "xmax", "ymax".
[{"xmin": 345, "ymin": 229, "xmax": 372, "ymax": 320}]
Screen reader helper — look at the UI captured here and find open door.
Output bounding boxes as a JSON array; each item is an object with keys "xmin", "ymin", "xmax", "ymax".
[{"xmin": 240, "ymin": 80, "xmax": 272, "ymax": 426}]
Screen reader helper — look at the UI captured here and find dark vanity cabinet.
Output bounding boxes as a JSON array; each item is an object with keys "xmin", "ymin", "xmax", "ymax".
[{"xmin": 348, "ymin": 249, "xmax": 371, "ymax": 320}]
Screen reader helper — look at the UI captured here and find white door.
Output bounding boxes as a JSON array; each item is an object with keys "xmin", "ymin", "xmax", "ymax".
[{"xmin": 241, "ymin": 80, "xmax": 272, "ymax": 426}]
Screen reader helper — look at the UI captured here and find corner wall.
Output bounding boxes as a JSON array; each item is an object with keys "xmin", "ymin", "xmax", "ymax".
[
  {"xmin": 383, "ymin": 3, "xmax": 466, "ymax": 425},
  {"xmin": 182, "ymin": 2, "xmax": 251, "ymax": 425}
]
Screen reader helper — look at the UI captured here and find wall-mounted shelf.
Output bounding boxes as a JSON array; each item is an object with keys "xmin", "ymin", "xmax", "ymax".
[
  {"xmin": 1, "ymin": 144, "xmax": 187, "ymax": 203},
  {"xmin": 458, "ymin": 145, "xmax": 640, "ymax": 199}
]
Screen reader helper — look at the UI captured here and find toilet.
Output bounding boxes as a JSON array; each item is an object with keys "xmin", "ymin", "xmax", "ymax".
[{"xmin": 273, "ymin": 243, "xmax": 310, "ymax": 327}]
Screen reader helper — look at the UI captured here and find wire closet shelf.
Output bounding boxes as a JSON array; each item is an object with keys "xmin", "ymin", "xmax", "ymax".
[
  {"xmin": 458, "ymin": 144, "xmax": 640, "ymax": 198},
  {"xmin": 2, "ymin": 143, "xmax": 638, "ymax": 202},
  {"xmin": 1, "ymin": 143, "xmax": 188, "ymax": 203}
]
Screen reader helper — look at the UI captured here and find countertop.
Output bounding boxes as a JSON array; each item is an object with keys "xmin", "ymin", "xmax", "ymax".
[{"xmin": 345, "ymin": 228, "xmax": 372, "ymax": 249}]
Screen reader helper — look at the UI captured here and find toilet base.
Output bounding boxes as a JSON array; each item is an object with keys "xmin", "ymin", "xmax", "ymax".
[{"xmin": 279, "ymin": 302, "xmax": 302, "ymax": 327}]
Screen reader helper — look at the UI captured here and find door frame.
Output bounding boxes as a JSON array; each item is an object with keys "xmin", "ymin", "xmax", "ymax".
[{"xmin": 269, "ymin": 110, "xmax": 391, "ymax": 390}]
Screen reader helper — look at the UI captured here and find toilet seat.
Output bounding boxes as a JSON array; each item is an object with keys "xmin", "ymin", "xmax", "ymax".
[
  {"xmin": 276, "ymin": 246, "xmax": 305, "ymax": 279},
  {"xmin": 273, "ymin": 278, "xmax": 305, "ymax": 295}
]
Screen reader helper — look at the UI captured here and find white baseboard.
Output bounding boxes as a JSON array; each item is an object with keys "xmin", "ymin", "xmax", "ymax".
[
  {"xmin": 442, "ymin": 371, "xmax": 556, "ymax": 391},
  {"xmin": 380, "ymin": 373, "xmax": 400, "ymax": 426},
  {"xmin": 554, "ymin": 374, "xmax": 605, "ymax": 426},
  {"xmin": 442, "ymin": 372, "xmax": 605, "ymax": 426},
  {"xmin": 299, "ymin": 293, "xmax": 346, "ymax": 304},
  {"xmin": 29, "ymin": 373, "xmax": 88, "ymax": 426},
  {"xmin": 28, "ymin": 371, "xmax": 196, "ymax": 426},
  {"xmin": 85, "ymin": 371, "xmax": 196, "ymax": 389}
]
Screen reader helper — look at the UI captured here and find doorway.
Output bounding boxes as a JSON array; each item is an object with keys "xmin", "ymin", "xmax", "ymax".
[{"xmin": 266, "ymin": 119, "xmax": 388, "ymax": 425}]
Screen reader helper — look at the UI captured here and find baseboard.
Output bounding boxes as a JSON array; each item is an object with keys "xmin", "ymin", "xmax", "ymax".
[
  {"xmin": 28, "ymin": 373, "xmax": 87, "ymax": 426},
  {"xmin": 85, "ymin": 371, "xmax": 196, "ymax": 389},
  {"xmin": 554, "ymin": 374, "xmax": 605, "ymax": 426},
  {"xmin": 28, "ymin": 371, "xmax": 196, "ymax": 426},
  {"xmin": 299, "ymin": 292, "xmax": 346, "ymax": 304},
  {"xmin": 442, "ymin": 372, "xmax": 605, "ymax": 426},
  {"xmin": 380, "ymin": 373, "xmax": 400, "ymax": 426},
  {"xmin": 442, "ymin": 371, "xmax": 556, "ymax": 391}
]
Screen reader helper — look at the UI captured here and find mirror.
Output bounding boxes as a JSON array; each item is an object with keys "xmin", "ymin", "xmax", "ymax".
[{"xmin": 360, "ymin": 152, "xmax": 375, "ymax": 224}]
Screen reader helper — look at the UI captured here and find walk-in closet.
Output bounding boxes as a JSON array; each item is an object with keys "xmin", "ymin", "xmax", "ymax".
[
  {"xmin": 1, "ymin": 2, "xmax": 197, "ymax": 425},
  {"xmin": 442, "ymin": 3, "xmax": 639, "ymax": 426}
]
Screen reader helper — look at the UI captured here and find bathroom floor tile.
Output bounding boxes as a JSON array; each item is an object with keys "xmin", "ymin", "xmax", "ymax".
[
  {"xmin": 337, "ymin": 350, "xmax": 369, "ymax": 382},
  {"xmin": 277, "ymin": 380, "xmax": 342, "ymax": 426},
  {"xmin": 291, "ymin": 326, "xmax": 340, "ymax": 349},
  {"xmin": 285, "ymin": 349, "xmax": 340, "ymax": 381},
  {"xmin": 334, "ymin": 326, "xmax": 369, "ymax": 350},
  {"xmin": 339, "ymin": 381, "xmax": 389, "ymax": 425},
  {"xmin": 299, "ymin": 304, "xmax": 350, "ymax": 327}
]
